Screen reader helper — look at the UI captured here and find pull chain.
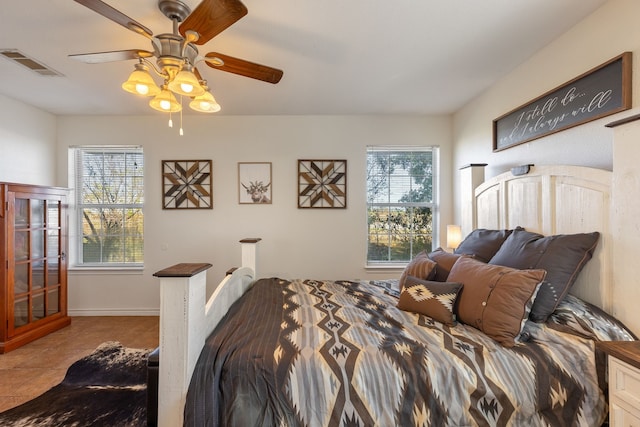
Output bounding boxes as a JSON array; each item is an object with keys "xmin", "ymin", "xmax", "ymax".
[{"xmin": 179, "ymin": 96, "xmax": 184, "ymax": 136}]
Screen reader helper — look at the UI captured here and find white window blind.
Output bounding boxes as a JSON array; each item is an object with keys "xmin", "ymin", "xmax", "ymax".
[
  {"xmin": 72, "ymin": 146, "xmax": 144, "ymax": 266},
  {"xmin": 366, "ymin": 146, "xmax": 438, "ymax": 264}
]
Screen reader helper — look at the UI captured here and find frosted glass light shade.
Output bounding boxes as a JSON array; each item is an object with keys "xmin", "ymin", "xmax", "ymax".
[
  {"xmin": 122, "ymin": 65, "xmax": 160, "ymax": 96},
  {"xmin": 189, "ymin": 90, "xmax": 221, "ymax": 113},
  {"xmin": 168, "ymin": 69, "xmax": 205, "ymax": 97},
  {"xmin": 446, "ymin": 224, "xmax": 462, "ymax": 250},
  {"xmin": 149, "ymin": 87, "xmax": 182, "ymax": 113}
]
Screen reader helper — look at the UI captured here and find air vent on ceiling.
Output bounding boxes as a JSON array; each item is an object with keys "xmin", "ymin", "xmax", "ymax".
[{"xmin": 0, "ymin": 49, "xmax": 63, "ymax": 77}]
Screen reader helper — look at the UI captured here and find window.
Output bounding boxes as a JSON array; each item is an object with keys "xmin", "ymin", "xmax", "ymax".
[
  {"xmin": 366, "ymin": 146, "xmax": 437, "ymax": 264},
  {"xmin": 71, "ymin": 146, "xmax": 144, "ymax": 267}
]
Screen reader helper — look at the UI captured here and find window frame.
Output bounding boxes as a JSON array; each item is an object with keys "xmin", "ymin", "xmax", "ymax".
[
  {"xmin": 69, "ymin": 145, "xmax": 144, "ymax": 270},
  {"xmin": 365, "ymin": 145, "xmax": 439, "ymax": 267}
]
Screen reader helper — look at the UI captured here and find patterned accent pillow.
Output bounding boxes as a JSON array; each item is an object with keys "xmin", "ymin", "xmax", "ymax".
[
  {"xmin": 427, "ymin": 248, "xmax": 462, "ymax": 282},
  {"xmin": 448, "ymin": 256, "xmax": 546, "ymax": 347},
  {"xmin": 398, "ymin": 251, "xmax": 437, "ymax": 291},
  {"xmin": 397, "ymin": 276, "xmax": 463, "ymax": 326},
  {"xmin": 489, "ymin": 230, "xmax": 600, "ymax": 323}
]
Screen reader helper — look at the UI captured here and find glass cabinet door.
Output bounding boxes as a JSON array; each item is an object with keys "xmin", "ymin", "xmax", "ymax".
[{"xmin": 9, "ymin": 192, "xmax": 64, "ymax": 333}]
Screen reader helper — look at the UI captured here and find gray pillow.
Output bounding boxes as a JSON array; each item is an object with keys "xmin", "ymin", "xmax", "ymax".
[
  {"xmin": 489, "ymin": 229, "xmax": 600, "ymax": 322},
  {"xmin": 454, "ymin": 227, "xmax": 522, "ymax": 262}
]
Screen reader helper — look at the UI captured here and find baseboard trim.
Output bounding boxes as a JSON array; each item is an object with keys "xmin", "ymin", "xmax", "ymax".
[{"xmin": 69, "ymin": 308, "xmax": 160, "ymax": 316}]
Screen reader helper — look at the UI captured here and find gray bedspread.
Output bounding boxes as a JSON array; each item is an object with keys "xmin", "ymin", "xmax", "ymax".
[{"xmin": 184, "ymin": 277, "xmax": 635, "ymax": 426}]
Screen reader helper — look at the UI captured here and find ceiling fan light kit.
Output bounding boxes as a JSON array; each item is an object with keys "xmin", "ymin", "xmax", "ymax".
[
  {"xmin": 190, "ymin": 85, "xmax": 221, "ymax": 113},
  {"xmin": 71, "ymin": 0, "xmax": 283, "ymax": 130},
  {"xmin": 149, "ymin": 85, "xmax": 182, "ymax": 113},
  {"xmin": 121, "ymin": 62, "xmax": 161, "ymax": 96},
  {"xmin": 168, "ymin": 64, "xmax": 206, "ymax": 97}
]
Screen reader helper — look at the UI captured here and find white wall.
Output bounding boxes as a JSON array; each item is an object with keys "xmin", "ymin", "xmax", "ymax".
[
  {"xmin": 56, "ymin": 114, "xmax": 452, "ymax": 315},
  {"xmin": 451, "ymin": 0, "xmax": 640, "ymax": 332},
  {"xmin": 452, "ymin": 0, "xmax": 640, "ymax": 222},
  {"xmin": 0, "ymin": 93, "xmax": 57, "ymax": 185}
]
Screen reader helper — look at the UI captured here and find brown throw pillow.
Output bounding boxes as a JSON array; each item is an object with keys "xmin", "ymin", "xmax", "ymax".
[
  {"xmin": 447, "ymin": 257, "xmax": 546, "ymax": 347},
  {"xmin": 489, "ymin": 230, "xmax": 600, "ymax": 323},
  {"xmin": 427, "ymin": 248, "xmax": 462, "ymax": 282},
  {"xmin": 397, "ymin": 276, "xmax": 463, "ymax": 327},
  {"xmin": 454, "ymin": 227, "xmax": 522, "ymax": 262},
  {"xmin": 398, "ymin": 251, "xmax": 437, "ymax": 291}
]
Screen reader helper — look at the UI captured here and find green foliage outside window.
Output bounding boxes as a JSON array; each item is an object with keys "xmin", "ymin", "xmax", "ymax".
[
  {"xmin": 366, "ymin": 148, "xmax": 436, "ymax": 263},
  {"xmin": 76, "ymin": 148, "xmax": 144, "ymax": 265}
]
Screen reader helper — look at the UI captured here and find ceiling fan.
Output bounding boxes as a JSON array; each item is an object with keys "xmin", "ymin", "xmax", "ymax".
[{"xmin": 70, "ymin": 0, "xmax": 283, "ymax": 114}]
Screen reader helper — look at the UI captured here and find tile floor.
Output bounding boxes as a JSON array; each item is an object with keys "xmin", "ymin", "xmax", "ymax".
[{"xmin": 0, "ymin": 316, "xmax": 159, "ymax": 412}]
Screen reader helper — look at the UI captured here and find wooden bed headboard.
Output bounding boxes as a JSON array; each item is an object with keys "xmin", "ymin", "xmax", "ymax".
[{"xmin": 473, "ymin": 165, "xmax": 612, "ymax": 313}]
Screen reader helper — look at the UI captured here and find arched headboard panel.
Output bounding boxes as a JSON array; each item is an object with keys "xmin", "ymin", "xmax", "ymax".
[{"xmin": 474, "ymin": 165, "xmax": 612, "ymax": 312}]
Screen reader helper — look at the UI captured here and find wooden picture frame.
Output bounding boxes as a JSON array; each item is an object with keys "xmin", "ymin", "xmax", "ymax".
[
  {"xmin": 493, "ymin": 52, "xmax": 632, "ymax": 151},
  {"xmin": 162, "ymin": 160, "xmax": 212, "ymax": 209},
  {"xmin": 298, "ymin": 159, "xmax": 347, "ymax": 208},
  {"xmin": 238, "ymin": 162, "xmax": 272, "ymax": 204}
]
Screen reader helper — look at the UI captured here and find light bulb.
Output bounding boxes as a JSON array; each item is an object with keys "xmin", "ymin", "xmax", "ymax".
[
  {"xmin": 122, "ymin": 63, "xmax": 161, "ymax": 97},
  {"xmin": 198, "ymin": 101, "xmax": 211, "ymax": 109},
  {"xmin": 160, "ymin": 100, "xmax": 171, "ymax": 110},
  {"xmin": 135, "ymin": 84, "xmax": 149, "ymax": 95},
  {"xmin": 180, "ymin": 83, "xmax": 194, "ymax": 93}
]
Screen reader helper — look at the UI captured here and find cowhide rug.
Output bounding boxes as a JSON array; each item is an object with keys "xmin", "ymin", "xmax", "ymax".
[{"xmin": 0, "ymin": 342, "xmax": 150, "ymax": 427}]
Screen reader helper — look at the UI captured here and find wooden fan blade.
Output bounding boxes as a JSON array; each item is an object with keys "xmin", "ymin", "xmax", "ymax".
[
  {"xmin": 74, "ymin": 0, "xmax": 153, "ymax": 39},
  {"xmin": 204, "ymin": 52, "xmax": 283, "ymax": 84},
  {"xmin": 179, "ymin": 0, "xmax": 248, "ymax": 45},
  {"xmin": 69, "ymin": 50, "xmax": 154, "ymax": 64}
]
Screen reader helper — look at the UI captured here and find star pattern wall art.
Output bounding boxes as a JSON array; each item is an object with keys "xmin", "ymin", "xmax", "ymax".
[
  {"xmin": 162, "ymin": 160, "xmax": 213, "ymax": 209},
  {"xmin": 298, "ymin": 159, "xmax": 347, "ymax": 208}
]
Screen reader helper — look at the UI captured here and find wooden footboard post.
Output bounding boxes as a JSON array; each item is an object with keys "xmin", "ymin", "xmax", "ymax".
[
  {"xmin": 153, "ymin": 263, "xmax": 212, "ymax": 427},
  {"xmin": 240, "ymin": 238, "xmax": 261, "ymax": 274}
]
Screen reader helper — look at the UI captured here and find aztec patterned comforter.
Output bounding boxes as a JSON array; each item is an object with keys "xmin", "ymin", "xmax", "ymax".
[{"xmin": 184, "ymin": 278, "xmax": 635, "ymax": 426}]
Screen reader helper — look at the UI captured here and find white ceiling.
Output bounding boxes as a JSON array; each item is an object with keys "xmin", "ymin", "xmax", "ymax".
[{"xmin": 0, "ymin": 0, "xmax": 607, "ymax": 116}]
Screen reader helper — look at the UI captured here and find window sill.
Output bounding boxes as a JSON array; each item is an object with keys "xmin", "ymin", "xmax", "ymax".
[
  {"xmin": 365, "ymin": 264, "xmax": 406, "ymax": 273},
  {"xmin": 69, "ymin": 265, "xmax": 144, "ymax": 275}
]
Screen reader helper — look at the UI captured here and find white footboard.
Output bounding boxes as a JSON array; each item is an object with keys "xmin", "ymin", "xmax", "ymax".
[{"xmin": 153, "ymin": 238, "xmax": 261, "ymax": 427}]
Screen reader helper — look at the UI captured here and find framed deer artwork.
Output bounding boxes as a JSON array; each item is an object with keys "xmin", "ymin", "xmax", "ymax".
[{"xmin": 238, "ymin": 162, "xmax": 272, "ymax": 204}]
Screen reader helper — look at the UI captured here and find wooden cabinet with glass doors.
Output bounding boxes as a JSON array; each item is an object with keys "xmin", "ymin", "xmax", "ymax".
[{"xmin": 0, "ymin": 183, "xmax": 70, "ymax": 353}]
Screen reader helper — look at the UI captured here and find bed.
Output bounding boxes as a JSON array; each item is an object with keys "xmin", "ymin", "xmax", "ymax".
[{"xmin": 153, "ymin": 165, "xmax": 637, "ymax": 427}]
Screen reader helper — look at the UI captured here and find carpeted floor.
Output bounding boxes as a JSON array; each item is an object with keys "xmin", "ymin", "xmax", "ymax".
[{"xmin": 0, "ymin": 342, "xmax": 150, "ymax": 427}]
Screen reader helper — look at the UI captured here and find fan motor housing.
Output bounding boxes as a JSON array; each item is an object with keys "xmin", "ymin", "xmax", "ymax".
[{"xmin": 154, "ymin": 33, "xmax": 198, "ymax": 77}]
